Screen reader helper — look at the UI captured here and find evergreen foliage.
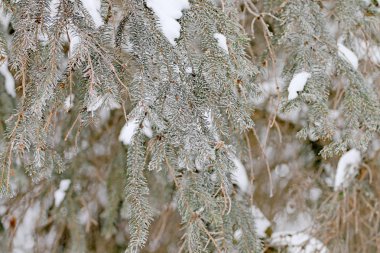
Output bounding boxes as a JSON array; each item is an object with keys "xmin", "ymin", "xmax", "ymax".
[{"xmin": 0, "ymin": 0, "xmax": 379, "ymax": 252}]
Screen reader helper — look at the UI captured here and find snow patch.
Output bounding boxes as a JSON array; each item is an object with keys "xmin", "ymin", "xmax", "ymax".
[
  {"xmin": 230, "ymin": 156, "xmax": 250, "ymax": 193},
  {"xmin": 369, "ymin": 45, "xmax": 380, "ymax": 64},
  {"xmin": 270, "ymin": 232, "xmax": 329, "ymax": 253},
  {"xmin": 44, "ymin": 228, "xmax": 57, "ymax": 249},
  {"xmin": 80, "ymin": 0, "xmax": 103, "ymax": 28},
  {"xmin": 88, "ymin": 93, "xmax": 120, "ymax": 112},
  {"xmin": 338, "ymin": 43, "xmax": 359, "ymax": 70},
  {"xmin": 87, "ymin": 90, "xmax": 104, "ymax": 112},
  {"xmin": 308, "ymin": 187, "xmax": 322, "ymax": 202},
  {"xmin": 213, "ymin": 33, "xmax": 229, "ymax": 53},
  {"xmin": 0, "ymin": 7, "xmax": 12, "ymax": 28},
  {"xmin": 234, "ymin": 229, "xmax": 242, "ymax": 240},
  {"xmin": 142, "ymin": 119, "xmax": 153, "ymax": 138},
  {"xmin": 119, "ymin": 107, "xmax": 154, "ymax": 145},
  {"xmin": 49, "ymin": 0, "xmax": 60, "ymax": 20},
  {"xmin": 288, "ymin": 72, "xmax": 311, "ymax": 100},
  {"xmin": 119, "ymin": 119, "xmax": 139, "ymax": 145},
  {"xmin": 38, "ymin": 32, "xmax": 49, "ymax": 46},
  {"xmin": 352, "ymin": 37, "xmax": 367, "ymax": 60},
  {"xmin": 68, "ymin": 27, "xmax": 81, "ymax": 56},
  {"xmin": 204, "ymin": 110, "xmax": 213, "ymax": 129},
  {"xmin": 251, "ymin": 205, "xmax": 271, "ymax": 237},
  {"xmin": 185, "ymin": 66, "xmax": 193, "ymax": 74},
  {"xmin": 64, "ymin": 94, "xmax": 75, "ymax": 111},
  {"xmin": 78, "ymin": 207, "xmax": 90, "ymax": 225},
  {"xmin": 275, "ymin": 164, "xmax": 290, "ymax": 178},
  {"xmin": 54, "ymin": 179, "xmax": 71, "ymax": 207},
  {"xmin": 274, "ymin": 202, "xmax": 312, "ymax": 233},
  {"xmin": 13, "ymin": 202, "xmax": 41, "ymax": 253},
  {"xmin": 0, "ymin": 205, "xmax": 6, "ymax": 215},
  {"xmin": 0, "ymin": 60, "xmax": 16, "ymax": 97},
  {"xmin": 204, "ymin": 110, "xmax": 220, "ymax": 141},
  {"xmin": 322, "ymin": 164, "xmax": 335, "ymax": 187},
  {"xmin": 334, "ymin": 149, "xmax": 361, "ymax": 191},
  {"xmin": 146, "ymin": 0, "xmax": 190, "ymax": 46},
  {"xmin": 103, "ymin": 94, "xmax": 121, "ymax": 110},
  {"xmin": 352, "ymin": 37, "xmax": 380, "ymax": 64}
]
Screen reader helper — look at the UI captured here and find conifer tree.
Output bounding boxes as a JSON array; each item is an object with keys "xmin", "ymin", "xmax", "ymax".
[{"xmin": 0, "ymin": 0, "xmax": 379, "ymax": 253}]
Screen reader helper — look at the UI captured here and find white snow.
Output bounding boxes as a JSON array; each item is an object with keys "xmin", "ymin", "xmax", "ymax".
[
  {"xmin": 270, "ymin": 232, "xmax": 329, "ymax": 253},
  {"xmin": 104, "ymin": 94, "xmax": 121, "ymax": 110},
  {"xmin": 80, "ymin": 0, "xmax": 103, "ymax": 28},
  {"xmin": 204, "ymin": 110, "xmax": 213, "ymax": 129},
  {"xmin": 234, "ymin": 229, "xmax": 242, "ymax": 240},
  {"xmin": 0, "ymin": 7, "xmax": 12, "ymax": 28},
  {"xmin": 251, "ymin": 205, "xmax": 271, "ymax": 237},
  {"xmin": 146, "ymin": 0, "xmax": 190, "ymax": 46},
  {"xmin": 369, "ymin": 45, "xmax": 380, "ymax": 65},
  {"xmin": 308, "ymin": 187, "xmax": 322, "ymax": 202},
  {"xmin": 68, "ymin": 27, "xmax": 81, "ymax": 56},
  {"xmin": 64, "ymin": 94, "xmax": 75, "ymax": 111},
  {"xmin": 88, "ymin": 93, "xmax": 120, "ymax": 113},
  {"xmin": 352, "ymin": 37, "xmax": 367, "ymax": 60},
  {"xmin": 142, "ymin": 119, "xmax": 153, "ymax": 138},
  {"xmin": 230, "ymin": 156, "xmax": 250, "ymax": 193},
  {"xmin": 213, "ymin": 33, "xmax": 229, "ymax": 53},
  {"xmin": 13, "ymin": 202, "xmax": 41, "ymax": 253},
  {"xmin": 78, "ymin": 202, "xmax": 97, "ymax": 226},
  {"xmin": 0, "ymin": 205, "xmax": 6, "ymax": 215},
  {"xmin": 288, "ymin": 72, "xmax": 311, "ymax": 100},
  {"xmin": 323, "ymin": 167, "xmax": 335, "ymax": 187},
  {"xmin": 37, "ymin": 32, "xmax": 49, "ymax": 46},
  {"xmin": 60, "ymin": 179, "xmax": 71, "ymax": 191},
  {"xmin": 362, "ymin": 0, "xmax": 371, "ymax": 5},
  {"xmin": 119, "ymin": 108, "xmax": 154, "ymax": 145},
  {"xmin": 185, "ymin": 66, "xmax": 193, "ymax": 74},
  {"xmin": 338, "ymin": 43, "xmax": 359, "ymax": 70},
  {"xmin": 49, "ymin": 0, "xmax": 60, "ymax": 20},
  {"xmin": 275, "ymin": 164, "xmax": 290, "ymax": 178},
  {"xmin": 234, "ymin": 205, "xmax": 271, "ymax": 240},
  {"xmin": 204, "ymin": 109, "xmax": 220, "ymax": 141},
  {"xmin": 78, "ymin": 207, "xmax": 91, "ymax": 225},
  {"xmin": 352, "ymin": 37, "xmax": 380, "ymax": 65},
  {"xmin": 334, "ymin": 149, "xmax": 361, "ymax": 191},
  {"xmin": 54, "ymin": 179, "xmax": 71, "ymax": 207},
  {"xmin": 0, "ymin": 60, "xmax": 16, "ymax": 97},
  {"xmin": 87, "ymin": 98, "xmax": 103, "ymax": 112},
  {"xmin": 44, "ymin": 228, "xmax": 57, "ymax": 249},
  {"xmin": 87, "ymin": 91, "xmax": 104, "ymax": 112},
  {"xmin": 273, "ymin": 202, "xmax": 313, "ymax": 233},
  {"xmin": 119, "ymin": 118, "xmax": 139, "ymax": 145},
  {"xmin": 285, "ymin": 200, "xmax": 297, "ymax": 214}
]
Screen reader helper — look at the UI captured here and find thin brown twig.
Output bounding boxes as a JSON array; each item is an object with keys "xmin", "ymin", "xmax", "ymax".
[{"xmin": 252, "ymin": 127, "xmax": 273, "ymax": 197}]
